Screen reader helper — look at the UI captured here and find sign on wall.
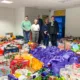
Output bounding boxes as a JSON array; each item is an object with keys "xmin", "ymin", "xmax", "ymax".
[{"xmin": 54, "ymin": 10, "xmax": 65, "ymax": 16}]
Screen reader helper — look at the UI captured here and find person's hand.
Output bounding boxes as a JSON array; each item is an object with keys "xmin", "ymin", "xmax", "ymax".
[
  {"xmin": 47, "ymin": 34, "xmax": 49, "ymax": 36},
  {"xmin": 57, "ymin": 33, "xmax": 59, "ymax": 35},
  {"xmin": 44, "ymin": 31, "xmax": 47, "ymax": 34},
  {"xmin": 25, "ymin": 29, "xmax": 29, "ymax": 31}
]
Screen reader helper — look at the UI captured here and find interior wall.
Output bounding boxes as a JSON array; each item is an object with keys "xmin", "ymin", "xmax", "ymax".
[
  {"xmin": 25, "ymin": 7, "xmax": 50, "ymax": 23},
  {"xmin": 0, "ymin": 7, "xmax": 15, "ymax": 35},
  {"xmin": 0, "ymin": 7, "xmax": 80, "ymax": 37},
  {"xmin": 65, "ymin": 7, "xmax": 80, "ymax": 37},
  {"xmin": 0, "ymin": 7, "xmax": 50, "ymax": 36},
  {"xmin": 49, "ymin": 10, "xmax": 54, "ymax": 21},
  {"xmin": 2, "ymin": 7, "xmax": 80, "ymax": 37},
  {"xmin": 15, "ymin": 7, "xmax": 25, "ymax": 35},
  {"xmin": 15, "ymin": 7, "xmax": 50, "ymax": 35}
]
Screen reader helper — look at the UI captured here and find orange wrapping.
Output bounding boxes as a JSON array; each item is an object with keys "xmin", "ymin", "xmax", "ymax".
[{"xmin": 31, "ymin": 58, "xmax": 43, "ymax": 71}]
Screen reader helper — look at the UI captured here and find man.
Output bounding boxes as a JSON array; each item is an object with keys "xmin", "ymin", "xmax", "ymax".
[
  {"xmin": 49, "ymin": 16, "xmax": 59, "ymax": 46},
  {"xmin": 37, "ymin": 15, "xmax": 43, "ymax": 44},
  {"xmin": 21, "ymin": 16, "xmax": 31, "ymax": 43}
]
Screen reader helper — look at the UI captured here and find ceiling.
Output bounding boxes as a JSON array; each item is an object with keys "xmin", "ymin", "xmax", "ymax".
[{"xmin": 0, "ymin": 0, "xmax": 80, "ymax": 9}]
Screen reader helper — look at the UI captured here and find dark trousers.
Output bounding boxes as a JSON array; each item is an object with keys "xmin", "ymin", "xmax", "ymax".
[
  {"xmin": 43, "ymin": 36, "xmax": 49, "ymax": 46},
  {"xmin": 50, "ymin": 34, "xmax": 57, "ymax": 46},
  {"xmin": 38, "ymin": 31, "xmax": 43, "ymax": 44}
]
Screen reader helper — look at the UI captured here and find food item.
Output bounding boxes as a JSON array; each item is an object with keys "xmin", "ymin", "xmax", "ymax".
[
  {"xmin": 0, "ymin": 49, "xmax": 4, "ymax": 55},
  {"xmin": 0, "ymin": 66, "xmax": 10, "ymax": 77},
  {"xmin": 8, "ymin": 74, "xmax": 18, "ymax": 80},
  {"xmin": 31, "ymin": 58, "xmax": 43, "ymax": 71},
  {"xmin": 28, "ymin": 41, "xmax": 38, "ymax": 50},
  {"xmin": 21, "ymin": 53, "xmax": 33, "ymax": 60},
  {"xmin": 30, "ymin": 46, "xmax": 79, "ymax": 76},
  {"xmin": 14, "ymin": 69, "xmax": 32, "ymax": 78},
  {"xmin": 60, "ymin": 63, "xmax": 80, "ymax": 80},
  {"xmin": 18, "ymin": 75, "xmax": 27, "ymax": 80},
  {"xmin": 21, "ymin": 54, "xmax": 33, "ymax": 66},
  {"xmin": 10, "ymin": 59, "xmax": 30, "ymax": 74},
  {"xmin": 14, "ymin": 72, "xmax": 22, "ymax": 78},
  {"xmin": 48, "ymin": 76, "xmax": 57, "ymax": 80},
  {"xmin": 14, "ymin": 54, "xmax": 23, "ymax": 60}
]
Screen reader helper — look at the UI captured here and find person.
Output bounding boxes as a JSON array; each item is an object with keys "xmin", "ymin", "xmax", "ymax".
[
  {"xmin": 31, "ymin": 19, "xmax": 40, "ymax": 43},
  {"xmin": 49, "ymin": 16, "xmax": 59, "ymax": 46},
  {"xmin": 37, "ymin": 15, "xmax": 43, "ymax": 44},
  {"xmin": 43, "ymin": 18, "xmax": 49, "ymax": 46},
  {"xmin": 21, "ymin": 16, "xmax": 31, "ymax": 43}
]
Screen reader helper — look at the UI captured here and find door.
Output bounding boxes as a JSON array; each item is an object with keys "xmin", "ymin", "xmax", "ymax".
[{"xmin": 54, "ymin": 16, "xmax": 65, "ymax": 39}]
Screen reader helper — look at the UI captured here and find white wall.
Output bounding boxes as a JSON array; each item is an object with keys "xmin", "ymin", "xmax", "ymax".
[
  {"xmin": 49, "ymin": 10, "xmax": 54, "ymax": 21},
  {"xmin": 0, "ymin": 7, "xmax": 25, "ymax": 36},
  {"xmin": 66, "ymin": 7, "xmax": 80, "ymax": 37},
  {"xmin": 15, "ymin": 7, "xmax": 25, "ymax": 35},
  {"xmin": 0, "ymin": 7, "xmax": 54, "ymax": 36},
  {"xmin": 0, "ymin": 7, "xmax": 50, "ymax": 36},
  {"xmin": 0, "ymin": 7, "xmax": 15, "ymax": 35},
  {"xmin": 14, "ymin": 7, "xmax": 50, "ymax": 35},
  {"xmin": 25, "ymin": 7, "xmax": 50, "ymax": 23},
  {"xmin": 1, "ymin": 7, "xmax": 80, "ymax": 37},
  {"xmin": 15, "ymin": 7, "xmax": 50, "ymax": 35}
]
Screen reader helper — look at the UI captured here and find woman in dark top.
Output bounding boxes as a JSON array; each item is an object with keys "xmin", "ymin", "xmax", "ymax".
[{"xmin": 43, "ymin": 18, "xmax": 50, "ymax": 46}]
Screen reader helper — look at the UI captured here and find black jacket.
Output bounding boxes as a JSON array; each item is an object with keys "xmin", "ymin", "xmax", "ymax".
[
  {"xmin": 48, "ymin": 21, "xmax": 59, "ymax": 34},
  {"xmin": 38, "ymin": 18, "xmax": 43, "ymax": 31}
]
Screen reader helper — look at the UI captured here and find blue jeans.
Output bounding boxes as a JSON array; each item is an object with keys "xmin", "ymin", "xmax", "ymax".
[
  {"xmin": 23, "ymin": 30, "xmax": 30, "ymax": 43},
  {"xmin": 43, "ymin": 35, "xmax": 49, "ymax": 46}
]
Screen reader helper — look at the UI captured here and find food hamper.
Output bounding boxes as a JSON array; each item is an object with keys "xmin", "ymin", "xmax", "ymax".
[{"xmin": 0, "ymin": 41, "xmax": 80, "ymax": 80}]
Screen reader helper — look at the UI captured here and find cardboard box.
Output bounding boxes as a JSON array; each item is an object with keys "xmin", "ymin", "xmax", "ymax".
[{"xmin": 48, "ymin": 76, "xmax": 57, "ymax": 80}]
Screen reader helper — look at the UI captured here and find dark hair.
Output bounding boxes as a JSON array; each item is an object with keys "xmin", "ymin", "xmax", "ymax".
[
  {"xmin": 44, "ymin": 18, "xmax": 48, "ymax": 21},
  {"xmin": 44, "ymin": 18, "xmax": 49, "ymax": 24},
  {"xmin": 46, "ymin": 16, "xmax": 49, "ymax": 18},
  {"xmin": 51, "ymin": 16, "xmax": 54, "ymax": 18},
  {"xmin": 25, "ymin": 16, "xmax": 28, "ymax": 17}
]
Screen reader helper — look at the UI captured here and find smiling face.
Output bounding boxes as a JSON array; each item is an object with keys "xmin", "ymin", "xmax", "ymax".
[
  {"xmin": 34, "ymin": 19, "xmax": 38, "ymax": 24},
  {"xmin": 51, "ymin": 16, "xmax": 54, "ymax": 21},
  {"xmin": 25, "ymin": 16, "xmax": 28, "ymax": 21},
  {"xmin": 45, "ymin": 18, "xmax": 49, "ymax": 24}
]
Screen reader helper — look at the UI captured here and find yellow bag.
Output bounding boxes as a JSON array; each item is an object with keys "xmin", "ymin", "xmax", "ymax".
[{"xmin": 31, "ymin": 58, "xmax": 43, "ymax": 71}]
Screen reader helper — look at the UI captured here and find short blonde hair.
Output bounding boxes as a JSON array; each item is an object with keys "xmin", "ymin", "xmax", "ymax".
[{"xmin": 34, "ymin": 19, "xmax": 38, "ymax": 23}]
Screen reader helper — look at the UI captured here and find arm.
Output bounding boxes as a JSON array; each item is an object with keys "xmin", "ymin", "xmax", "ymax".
[
  {"xmin": 21, "ymin": 22, "xmax": 26, "ymax": 31},
  {"xmin": 38, "ymin": 25, "xmax": 40, "ymax": 31},
  {"xmin": 31, "ymin": 25, "xmax": 33, "ymax": 31},
  {"xmin": 56, "ymin": 21, "xmax": 59, "ymax": 33},
  {"xmin": 48, "ymin": 23, "xmax": 50, "ymax": 34},
  {"xmin": 43, "ymin": 25, "xmax": 47, "ymax": 34},
  {"xmin": 21, "ymin": 22, "xmax": 29, "ymax": 31},
  {"xmin": 42, "ymin": 25, "xmax": 45, "ymax": 32},
  {"xmin": 29, "ymin": 21, "xmax": 32, "ymax": 30},
  {"xmin": 41, "ymin": 19, "xmax": 43, "ymax": 26},
  {"xmin": 57, "ymin": 22, "xmax": 59, "ymax": 33}
]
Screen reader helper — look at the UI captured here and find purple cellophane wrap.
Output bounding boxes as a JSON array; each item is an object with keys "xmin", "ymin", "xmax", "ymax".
[{"xmin": 30, "ymin": 46, "xmax": 79, "ymax": 76}]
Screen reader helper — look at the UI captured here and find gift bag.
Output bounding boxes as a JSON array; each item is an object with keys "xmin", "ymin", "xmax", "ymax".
[
  {"xmin": 8, "ymin": 74, "xmax": 18, "ymax": 80},
  {"xmin": 0, "ymin": 66, "xmax": 10, "ymax": 77}
]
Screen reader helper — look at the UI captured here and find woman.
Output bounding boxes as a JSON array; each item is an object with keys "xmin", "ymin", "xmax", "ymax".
[
  {"xmin": 31, "ymin": 19, "xmax": 40, "ymax": 43},
  {"xmin": 43, "ymin": 18, "xmax": 50, "ymax": 46}
]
